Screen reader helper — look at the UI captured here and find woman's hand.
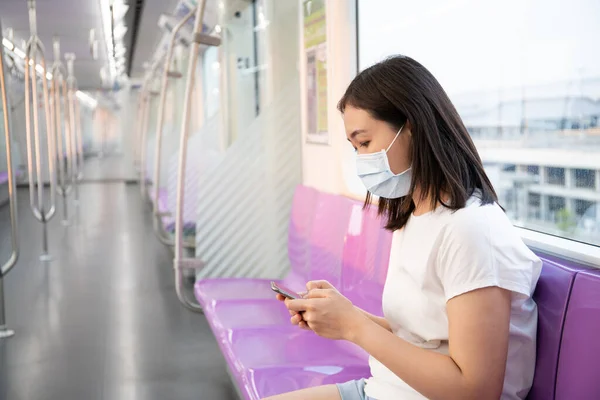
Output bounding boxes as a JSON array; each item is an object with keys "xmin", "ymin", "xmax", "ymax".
[
  {"xmin": 284, "ymin": 280, "xmax": 370, "ymax": 341},
  {"xmin": 275, "ymin": 292, "xmax": 311, "ymax": 330}
]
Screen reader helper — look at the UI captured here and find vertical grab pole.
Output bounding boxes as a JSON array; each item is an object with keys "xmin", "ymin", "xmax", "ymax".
[
  {"xmin": 65, "ymin": 54, "xmax": 79, "ymax": 204},
  {"xmin": 174, "ymin": 0, "xmax": 221, "ymax": 312},
  {"xmin": 152, "ymin": 7, "xmax": 195, "ymax": 246},
  {"xmin": 24, "ymin": 0, "xmax": 57, "ymax": 260},
  {"xmin": 140, "ymin": 68, "xmax": 161, "ymax": 200},
  {"xmin": 133, "ymin": 92, "xmax": 144, "ymax": 169},
  {"xmin": 50, "ymin": 38, "xmax": 73, "ymax": 224},
  {"xmin": 138, "ymin": 86, "xmax": 150, "ymax": 198},
  {"xmin": 0, "ymin": 29, "xmax": 20, "ymax": 339},
  {"xmin": 75, "ymin": 97, "xmax": 84, "ymax": 182}
]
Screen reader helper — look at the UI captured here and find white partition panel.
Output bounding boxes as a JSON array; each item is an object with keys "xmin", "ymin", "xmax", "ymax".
[{"xmin": 194, "ymin": 79, "xmax": 302, "ymax": 279}]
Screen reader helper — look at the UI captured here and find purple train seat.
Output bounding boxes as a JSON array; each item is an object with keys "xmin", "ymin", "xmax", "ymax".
[
  {"xmin": 526, "ymin": 258, "xmax": 580, "ymax": 400},
  {"xmin": 194, "ymin": 184, "xmax": 600, "ymax": 400},
  {"xmin": 201, "ymin": 190, "xmax": 354, "ymax": 339},
  {"xmin": 202, "ymin": 195, "xmax": 387, "ymax": 400},
  {"xmin": 0, "ymin": 171, "xmax": 8, "ymax": 184},
  {"xmin": 554, "ymin": 269, "xmax": 600, "ymax": 399},
  {"xmin": 248, "ymin": 365, "xmax": 371, "ymax": 399},
  {"xmin": 194, "ymin": 185, "xmax": 319, "ymax": 311},
  {"xmin": 341, "ymin": 202, "xmax": 392, "ymax": 317}
]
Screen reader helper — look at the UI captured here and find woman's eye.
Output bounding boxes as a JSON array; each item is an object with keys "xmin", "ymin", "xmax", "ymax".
[{"xmin": 359, "ymin": 141, "xmax": 370, "ymax": 148}]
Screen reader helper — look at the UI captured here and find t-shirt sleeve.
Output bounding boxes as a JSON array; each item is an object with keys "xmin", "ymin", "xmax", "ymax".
[{"xmin": 435, "ymin": 205, "xmax": 540, "ymax": 302}]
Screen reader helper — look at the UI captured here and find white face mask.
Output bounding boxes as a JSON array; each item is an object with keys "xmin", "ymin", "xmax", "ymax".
[{"xmin": 355, "ymin": 124, "xmax": 412, "ymax": 199}]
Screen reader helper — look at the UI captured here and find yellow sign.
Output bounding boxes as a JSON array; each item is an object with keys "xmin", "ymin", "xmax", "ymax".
[{"xmin": 304, "ymin": 0, "xmax": 328, "ymax": 144}]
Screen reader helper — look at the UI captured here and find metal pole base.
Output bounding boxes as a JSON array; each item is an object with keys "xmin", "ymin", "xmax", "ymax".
[
  {"xmin": 39, "ymin": 254, "xmax": 53, "ymax": 262},
  {"xmin": 0, "ymin": 326, "xmax": 15, "ymax": 339}
]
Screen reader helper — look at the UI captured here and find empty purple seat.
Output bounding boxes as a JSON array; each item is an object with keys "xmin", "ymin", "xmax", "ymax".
[
  {"xmin": 221, "ymin": 327, "xmax": 369, "ymax": 400},
  {"xmin": 205, "ymin": 194, "xmax": 372, "ymax": 399},
  {"xmin": 341, "ymin": 202, "xmax": 392, "ymax": 316},
  {"xmin": 554, "ymin": 269, "xmax": 600, "ymax": 399},
  {"xmin": 526, "ymin": 258, "xmax": 579, "ymax": 400},
  {"xmin": 194, "ymin": 185, "xmax": 319, "ymax": 311},
  {"xmin": 0, "ymin": 171, "xmax": 8, "ymax": 185},
  {"xmin": 200, "ymin": 191, "xmax": 354, "ymax": 340},
  {"xmin": 248, "ymin": 365, "xmax": 370, "ymax": 400}
]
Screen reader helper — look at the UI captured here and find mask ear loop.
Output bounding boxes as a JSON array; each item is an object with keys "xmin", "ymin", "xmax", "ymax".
[{"xmin": 385, "ymin": 123, "xmax": 405, "ymax": 153}]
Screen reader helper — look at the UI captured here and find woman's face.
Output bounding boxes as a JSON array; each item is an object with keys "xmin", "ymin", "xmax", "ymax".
[{"xmin": 343, "ymin": 105, "xmax": 412, "ymax": 175}]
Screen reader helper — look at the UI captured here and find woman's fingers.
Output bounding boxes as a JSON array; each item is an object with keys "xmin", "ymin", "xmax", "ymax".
[
  {"xmin": 299, "ymin": 320, "xmax": 310, "ymax": 330},
  {"xmin": 291, "ymin": 313, "xmax": 303, "ymax": 325}
]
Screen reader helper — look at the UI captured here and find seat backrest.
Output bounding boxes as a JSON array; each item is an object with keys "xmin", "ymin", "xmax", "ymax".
[
  {"xmin": 341, "ymin": 202, "xmax": 392, "ymax": 316},
  {"xmin": 526, "ymin": 259, "xmax": 578, "ymax": 400},
  {"xmin": 306, "ymin": 192, "xmax": 354, "ymax": 288},
  {"xmin": 554, "ymin": 269, "xmax": 600, "ymax": 399},
  {"xmin": 287, "ymin": 185, "xmax": 319, "ymax": 281}
]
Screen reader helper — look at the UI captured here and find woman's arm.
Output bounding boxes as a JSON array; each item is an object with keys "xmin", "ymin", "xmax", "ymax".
[
  {"xmin": 356, "ymin": 307, "xmax": 391, "ymax": 332},
  {"xmin": 349, "ymin": 286, "xmax": 511, "ymax": 400}
]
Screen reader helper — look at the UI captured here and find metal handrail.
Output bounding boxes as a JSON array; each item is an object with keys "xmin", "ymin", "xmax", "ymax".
[
  {"xmin": 152, "ymin": 7, "xmax": 196, "ymax": 248},
  {"xmin": 138, "ymin": 84, "xmax": 151, "ymax": 198},
  {"xmin": 75, "ymin": 95, "xmax": 84, "ymax": 182},
  {"xmin": 65, "ymin": 53, "xmax": 80, "ymax": 204},
  {"xmin": 24, "ymin": 0, "xmax": 57, "ymax": 260},
  {"xmin": 133, "ymin": 88, "xmax": 146, "ymax": 170},
  {"xmin": 50, "ymin": 38, "xmax": 73, "ymax": 224},
  {"xmin": 0, "ymin": 26, "xmax": 20, "ymax": 339},
  {"xmin": 174, "ymin": 0, "xmax": 221, "ymax": 312}
]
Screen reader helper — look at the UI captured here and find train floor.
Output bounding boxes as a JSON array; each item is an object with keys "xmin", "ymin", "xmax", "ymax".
[{"xmin": 0, "ymin": 167, "xmax": 238, "ymax": 399}]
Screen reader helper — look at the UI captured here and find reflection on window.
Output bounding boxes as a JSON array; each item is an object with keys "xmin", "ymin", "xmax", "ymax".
[{"xmin": 357, "ymin": 0, "xmax": 600, "ymax": 247}]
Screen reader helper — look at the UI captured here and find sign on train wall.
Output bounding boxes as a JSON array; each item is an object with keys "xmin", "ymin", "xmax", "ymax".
[{"xmin": 303, "ymin": 0, "xmax": 328, "ymax": 144}]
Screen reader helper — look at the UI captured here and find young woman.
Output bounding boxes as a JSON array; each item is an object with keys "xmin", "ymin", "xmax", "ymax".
[{"xmin": 267, "ymin": 56, "xmax": 541, "ymax": 400}]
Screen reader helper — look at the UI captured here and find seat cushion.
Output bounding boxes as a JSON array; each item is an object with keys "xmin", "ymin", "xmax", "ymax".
[
  {"xmin": 246, "ymin": 365, "xmax": 371, "ymax": 400},
  {"xmin": 195, "ymin": 275, "xmax": 305, "ymax": 312},
  {"xmin": 555, "ymin": 269, "xmax": 600, "ymax": 399},
  {"xmin": 221, "ymin": 327, "xmax": 368, "ymax": 377},
  {"xmin": 204, "ymin": 298, "xmax": 293, "ymax": 338}
]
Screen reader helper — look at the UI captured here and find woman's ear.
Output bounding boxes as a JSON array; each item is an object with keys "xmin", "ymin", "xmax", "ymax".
[{"xmin": 405, "ymin": 120, "xmax": 412, "ymax": 136}]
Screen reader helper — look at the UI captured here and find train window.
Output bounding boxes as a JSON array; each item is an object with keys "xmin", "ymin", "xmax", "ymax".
[{"xmin": 356, "ymin": 0, "xmax": 600, "ymax": 249}]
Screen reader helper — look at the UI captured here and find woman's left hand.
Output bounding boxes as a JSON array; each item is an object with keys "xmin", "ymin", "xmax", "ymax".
[{"xmin": 285, "ymin": 281, "xmax": 370, "ymax": 341}]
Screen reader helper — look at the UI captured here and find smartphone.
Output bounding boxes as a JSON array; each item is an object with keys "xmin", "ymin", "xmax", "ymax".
[{"xmin": 271, "ymin": 281, "xmax": 302, "ymax": 300}]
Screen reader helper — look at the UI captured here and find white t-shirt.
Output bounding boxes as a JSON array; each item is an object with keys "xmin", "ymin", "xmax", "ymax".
[{"xmin": 364, "ymin": 194, "xmax": 542, "ymax": 400}]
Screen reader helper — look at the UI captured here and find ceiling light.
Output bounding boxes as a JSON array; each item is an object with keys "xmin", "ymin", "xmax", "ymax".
[
  {"xmin": 113, "ymin": 23, "xmax": 128, "ymax": 40},
  {"xmin": 100, "ymin": 0, "xmax": 115, "ymax": 82},
  {"xmin": 112, "ymin": 1, "xmax": 129, "ymax": 21},
  {"xmin": 2, "ymin": 38, "xmax": 14, "ymax": 51},
  {"xmin": 76, "ymin": 90, "xmax": 98, "ymax": 108},
  {"xmin": 115, "ymin": 46, "xmax": 127, "ymax": 57},
  {"xmin": 13, "ymin": 47, "xmax": 25, "ymax": 59}
]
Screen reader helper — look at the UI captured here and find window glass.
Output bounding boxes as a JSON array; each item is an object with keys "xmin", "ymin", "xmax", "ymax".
[{"xmin": 357, "ymin": 0, "xmax": 600, "ymax": 246}]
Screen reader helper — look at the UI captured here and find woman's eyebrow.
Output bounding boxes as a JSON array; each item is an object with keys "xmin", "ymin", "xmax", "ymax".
[{"xmin": 347, "ymin": 129, "xmax": 367, "ymax": 141}]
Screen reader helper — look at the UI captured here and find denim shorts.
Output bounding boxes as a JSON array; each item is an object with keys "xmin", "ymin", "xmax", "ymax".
[{"xmin": 336, "ymin": 379, "xmax": 376, "ymax": 400}]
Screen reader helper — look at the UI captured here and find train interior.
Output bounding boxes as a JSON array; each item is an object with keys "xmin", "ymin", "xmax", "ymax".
[{"xmin": 1, "ymin": 0, "xmax": 600, "ymax": 399}]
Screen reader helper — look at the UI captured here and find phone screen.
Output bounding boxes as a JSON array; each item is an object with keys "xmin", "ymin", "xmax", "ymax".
[{"xmin": 271, "ymin": 281, "xmax": 302, "ymax": 300}]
